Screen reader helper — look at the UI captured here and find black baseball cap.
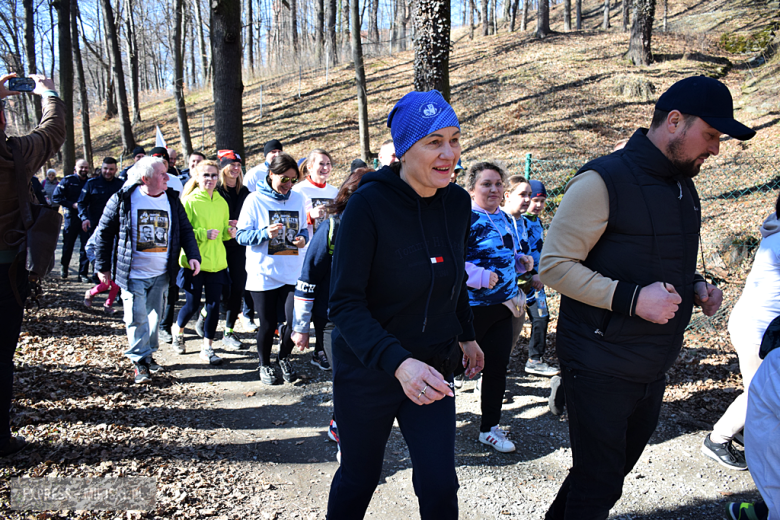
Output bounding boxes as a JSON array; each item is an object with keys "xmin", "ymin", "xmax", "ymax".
[
  {"xmin": 350, "ymin": 158, "xmax": 368, "ymax": 173},
  {"xmin": 149, "ymin": 146, "xmax": 170, "ymax": 163},
  {"xmin": 655, "ymin": 76, "xmax": 755, "ymax": 141}
]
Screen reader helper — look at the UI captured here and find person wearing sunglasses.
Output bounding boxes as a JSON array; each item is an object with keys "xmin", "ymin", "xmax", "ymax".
[
  {"xmin": 236, "ymin": 152, "xmax": 308, "ymax": 385},
  {"xmin": 171, "ymin": 160, "xmax": 234, "ymax": 365}
]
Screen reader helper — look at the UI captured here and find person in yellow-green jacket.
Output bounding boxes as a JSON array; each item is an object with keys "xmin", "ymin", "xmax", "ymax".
[{"xmin": 171, "ymin": 159, "xmax": 235, "ymax": 365}]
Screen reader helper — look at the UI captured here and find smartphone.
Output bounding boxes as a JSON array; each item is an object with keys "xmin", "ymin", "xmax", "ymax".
[{"xmin": 8, "ymin": 77, "xmax": 35, "ymax": 92}]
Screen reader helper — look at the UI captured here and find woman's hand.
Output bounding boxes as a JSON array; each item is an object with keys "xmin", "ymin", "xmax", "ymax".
[
  {"xmin": 207, "ymin": 229, "xmax": 219, "ymax": 240},
  {"xmin": 460, "ymin": 340, "xmax": 484, "ymax": 379},
  {"xmin": 267, "ymin": 223, "xmax": 284, "ymax": 239},
  {"xmin": 487, "ymin": 271, "xmax": 499, "ymax": 289},
  {"xmin": 521, "ymin": 255, "xmax": 534, "ymax": 273},
  {"xmin": 532, "ymin": 274, "xmax": 544, "ymax": 291},
  {"xmin": 292, "ymin": 331, "xmax": 309, "ymax": 351},
  {"xmin": 228, "ymin": 226, "xmax": 237, "ymax": 239},
  {"xmin": 293, "ymin": 236, "xmax": 306, "ymax": 248},
  {"xmin": 228, "ymin": 220, "xmax": 238, "ymax": 227},
  {"xmin": 394, "ymin": 358, "xmax": 454, "ymax": 406}
]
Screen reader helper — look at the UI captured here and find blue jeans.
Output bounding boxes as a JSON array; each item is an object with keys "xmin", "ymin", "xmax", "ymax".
[{"xmin": 122, "ymin": 273, "xmax": 169, "ymax": 363}]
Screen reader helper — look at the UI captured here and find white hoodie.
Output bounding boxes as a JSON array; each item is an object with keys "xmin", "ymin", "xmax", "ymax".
[{"xmin": 728, "ymin": 213, "xmax": 780, "ymax": 345}]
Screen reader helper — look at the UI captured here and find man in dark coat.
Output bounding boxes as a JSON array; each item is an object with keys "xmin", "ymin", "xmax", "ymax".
[
  {"xmin": 53, "ymin": 158, "xmax": 91, "ymax": 281},
  {"xmin": 539, "ymin": 76, "xmax": 755, "ymax": 520}
]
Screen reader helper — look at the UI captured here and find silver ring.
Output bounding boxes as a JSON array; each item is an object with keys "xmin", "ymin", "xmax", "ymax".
[{"xmin": 417, "ymin": 385, "xmax": 428, "ymax": 398}]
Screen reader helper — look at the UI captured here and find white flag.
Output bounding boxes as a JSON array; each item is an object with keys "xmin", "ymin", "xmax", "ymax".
[{"xmin": 155, "ymin": 126, "xmax": 166, "ymax": 148}]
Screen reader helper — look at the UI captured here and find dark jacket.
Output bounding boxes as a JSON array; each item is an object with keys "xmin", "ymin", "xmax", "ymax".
[
  {"xmin": 328, "ymin": 165, "xmax": 476, "ymax": 377},
  {"xmin": 216, "ymin": 184, "xmax": 250, "ymax": 249},
  {"xmin": 556, "ymin": 129, "xmax": 701, "ymax": 383},
  {"xmin": 78, "ymin": 175, "xmax": 124, "ymax": 227},
  {"xmin": 93, "ymin": 184, "xmax": 201, "ymax": 291},
  {"xmin": 52, "ymin": 173, "xmax": 87, "ymax": 223},
  {"xmin": 294, "ymin": 216, "xmax": 338, "ymax": 323},
  {"xmin": 0, "ymin": 96, "xmax": 65, "ymax": 264}
]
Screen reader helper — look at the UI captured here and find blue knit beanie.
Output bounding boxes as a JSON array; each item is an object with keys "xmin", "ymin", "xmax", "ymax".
[
  {"xmin": 387, "ymin": 90, "xmax": 460, "ymax": 159},
  {"xmin": 529, "ymin": 180, "xmax": 547, "ymax": 198}
]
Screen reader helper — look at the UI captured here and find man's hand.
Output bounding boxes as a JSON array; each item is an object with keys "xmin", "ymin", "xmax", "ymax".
[
  {"xmin": 30, "ymin": 74, "xmax": 56, "ymax": 96},
  {"xmin": 0, "ymin": 73, "xmax": 20, "ymax": 99},
  {"xmin": 292, "ymin": 331, "xmax": 309, "ymax": 351},
  {"xmin": 635, "ymin": 281, "xmax": 682, "ymax": 324},
  {"xmin": 531, "ymin": 274, "xmax": 544, "ymax": 291},
  {"xmin": 293, "ymin": 236, "xmax": 306, "ymax": 248},
  {"xmin": 81, "ymin": 220, "xmax": 91, "ymax": 232},
  {"xmin": 188, "ymin": 259, "xmax": 201, "ymax": 276},
  {"xmin": 520, "ymin": 255, "xmax": 534, "ymax": 273},
  {"xmin": 98, "ymin": 271, "xmax": 112, "ymax": 285},
  {"xmin": 394, "ymin": 358, "xmax": 454, "ymax": 405},
  {"xmin": 460, "ymin": 340, "xmax": 484, "ymax": 379},
  {"xmin": 694, "ymin": 281, "xmax": 723, "ymax": 317}
]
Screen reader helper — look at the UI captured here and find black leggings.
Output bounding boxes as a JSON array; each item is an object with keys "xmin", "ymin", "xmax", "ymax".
[
  {"xmin": 251, "ymin": 285, "xmax": 294, "ymax": 366},
  {"xmin": 177, "ymin": 274, "xmax": 223, "ymax": 340},
  {"xmin": 313, "ymin": 315, "xmax": 328, "ymax": 355},
  {"xmin": 224, "ymin": 245, "xmax": 248, "ymax": 330},
  {"xmin": 472, "ymin": 304, "xmax": 513, "ymax": 432}
]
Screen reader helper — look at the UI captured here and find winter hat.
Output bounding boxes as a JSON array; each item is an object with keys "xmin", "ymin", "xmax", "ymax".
[
  {"xmin": 149, "ymin": 147, "xmax": 169, "ymax": 163},
  {"xmin": 131, "ymin": 145, "xmax": 145, "ymax": 157},
  {"xmin": 387, "ymin": 90, "xmax": 460, "ymax": 159},
  {"xmin": 350, "ymin": 158, "xmax": 368, "ymax": 173},
  {"xmin": 655, "ymin": 76, "xmax": 755, "ymax": 141},
  {"xmin": 218, "ymin": 149, "xmax": 242, "ymax": 170},
  {"xmin": 263, "ymin": 139, "xmax": 283, "ymax": 156},
  {"xmin": 529, "ymin": 180, "xmax": 547, "ymax": 199}
]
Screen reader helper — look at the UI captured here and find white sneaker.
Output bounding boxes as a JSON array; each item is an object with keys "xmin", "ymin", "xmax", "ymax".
[
  {"xmin": 479, "ymin": 425, "xmax": 516, "ymax": 453},
  {"xmin": 200, "ymin": 348, "xmax": 223, "ymax": 365},
  {"xmin": 239, "ymin": 313, "xmax": 258, "ymax": 333}
]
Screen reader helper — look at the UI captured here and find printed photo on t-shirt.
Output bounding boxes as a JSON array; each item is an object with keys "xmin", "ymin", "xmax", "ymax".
[
  {"xmin": 310, "ymin": 198, "xmax": 332, "ymax": 232},
  {"xmin": 137, "ymin": 209, "xmax": 169, "ymax": 253},
  {"xmin": 268, "ymin": 210, "xmax": 299, "ymax": 256}
]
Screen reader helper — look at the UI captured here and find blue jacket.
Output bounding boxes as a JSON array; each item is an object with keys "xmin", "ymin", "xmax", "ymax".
[
  {"xmin": 293, "ymin": 216, "xmax": 337, "ymax": 332},
  {"xmin": 78, "ymin": 175, "xmax": 124, "ymax": 227},
  {"xmin": 466, "ymin": 207, "xmax": 522, "ymax": 306},
  {"xmin": 52, "ymin": 173, "xmax": 87, "ymax": 223},
  {"xmin": 523, "ymin": 213, "xmax": 544, "ymax": 304},
  {"xmin": 329, "ymin": 165, "xmax": 476, "ymax": 377},
  {"xmin": 93, "ymin": 184, "xmax": 201, "ymax": 291}
]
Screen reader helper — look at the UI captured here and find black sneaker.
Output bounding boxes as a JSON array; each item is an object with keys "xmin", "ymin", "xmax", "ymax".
[
  {"xmin": 701, "ymin": 433, "xmax": 747, "ymax": 470},
  {"xmin": 311, "ymin": 351, "xmax": 331, "ymax": 370},
  {"xmin": 79, "ymin": 275, "xmax": 91, "ymax": 283},
  {"xmin": 549, "ymin": 375, "xmax": 565, "ymax": 416},
  {"xmin": 0, "ymin": 436, "xmax": 28, "ymax": 457},
  {"xmin": 259, "ymin": 365, "xmax": 277, "ymax": 385},
  {"xmin": 134, "ymin": 362, "xmax": 151, "ymax": 384},
  {"xmin": 158, "ymin": 328, "xmax": 173, "ymax": 344},
  {"xmin": 222, "ymin": 332, "xmax": 246, "ymax": 350},
  {"xmin": 60, "ymin": 266, "xmax": 68, "ymax": 279},
  {"xmin": 278, "ymin": 358, "xmax": 296, "ymax": 383},
  {"xmin": 145, "ymin": 356, "xmax": 163, "ymax": 373},
  {"xmin": 195, "ymin": 315, "xmax": 205, "ymax": 338}
]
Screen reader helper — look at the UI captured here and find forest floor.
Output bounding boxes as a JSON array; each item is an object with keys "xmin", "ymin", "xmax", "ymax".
[{"xmin": 3, "ymin": 0, "xmax": 780, "ymax": 518}]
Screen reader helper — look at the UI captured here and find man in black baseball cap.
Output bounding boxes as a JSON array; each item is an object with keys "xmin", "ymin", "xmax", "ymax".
[{"xmin": 538, "ymin": 75, "xmax": 754, "ymax": 520}]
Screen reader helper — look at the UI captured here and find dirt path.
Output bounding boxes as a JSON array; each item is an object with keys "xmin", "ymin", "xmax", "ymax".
[{"xmin": 1, "ymin": 275, "xmax": 761, "ymax": 519}]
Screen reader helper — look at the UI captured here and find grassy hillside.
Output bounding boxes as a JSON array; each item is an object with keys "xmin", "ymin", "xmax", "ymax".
[{"xmin": 83, "ymin": 0, "xmax": 779, "ymax": 184}]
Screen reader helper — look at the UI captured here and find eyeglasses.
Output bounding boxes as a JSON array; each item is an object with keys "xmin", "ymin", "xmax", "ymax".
[
  {"xmin": 202, "ymin": 173, "xmax": 218, "ymax": 178},
  {"xmin": 274, "ymin": 174, "xmax": 298, "ymax": 184}
]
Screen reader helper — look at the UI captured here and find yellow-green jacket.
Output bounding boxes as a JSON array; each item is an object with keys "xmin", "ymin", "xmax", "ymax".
[{"xmin": 179, "ymin": 188, "xmax": 230, "ymax": 272}]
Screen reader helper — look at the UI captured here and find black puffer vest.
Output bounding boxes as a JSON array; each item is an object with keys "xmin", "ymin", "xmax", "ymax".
[{"xmin": 556, "ymin": 129, "xmax": 701, "ymax": 383}]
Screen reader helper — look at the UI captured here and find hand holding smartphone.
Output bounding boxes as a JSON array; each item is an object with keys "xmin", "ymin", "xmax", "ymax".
[{"xmin": 7, "ymin": 77, "xmax": 35, "ymax": 92}]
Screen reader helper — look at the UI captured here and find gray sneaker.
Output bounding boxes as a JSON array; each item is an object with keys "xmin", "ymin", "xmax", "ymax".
[
  {"xmin": 525, "ymin": 360, "xmax": 561, "ymax": 377},
  {"xmin": 195, "ymin": 314, "xmax": 205, "ymax": 338},
  {"xmin": 145, "ymin": 356, "xmax": 164, "ymax": 373},
  {"xmin": 200, "ymin": 347, "xmax": 223, "ymax": 365},
  {"xmin": 259, "ymin": 365, "xmax": 277, "ymax": 385},
  {"xmin": 222, "ymin": 332, "xmax": 246, "ymax": 350},
  {"xmin": 158, "ymin": 328, "xmax": 173, "ymax": 344},
  {"xmin": 278, "ymin": 358, "xmax": 296, "ymax": 383},
  {"xmin": 172, "ymin": 334, "xmax": 185, "ymax": 354}
]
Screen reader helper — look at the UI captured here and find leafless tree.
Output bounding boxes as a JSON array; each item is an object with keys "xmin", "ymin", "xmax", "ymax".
[
  {"xmin": 627, "ymin": 0, "xmax": 654, "ymax": 66},
  {"xmin": 211, "ymin": 0, "xmax": 244, "ymax": 156},
  {"xmin": 413, "ymin": 0, "xmax": 450, "ymax": 101},
  {"xmin": 349, "ymin": 0, "xmax": 369, "ymax": 160},
  {"xmin": 536, "ymin": 0, "xmax": 550, "ymax": 38}
]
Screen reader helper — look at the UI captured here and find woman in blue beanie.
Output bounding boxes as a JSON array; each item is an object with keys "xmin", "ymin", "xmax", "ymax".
[{"xmin": 326, "ymin": 90, "xmax": 485, "ymax": 519}]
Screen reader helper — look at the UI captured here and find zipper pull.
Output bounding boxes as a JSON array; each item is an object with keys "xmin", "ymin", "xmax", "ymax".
[
  {"xmin": 594, "ymin": 329, "xmax": 604, "ymax": 336},
  {"xmin": 676, "ymin": 181, "xmax": 682, "ymax": 200}
]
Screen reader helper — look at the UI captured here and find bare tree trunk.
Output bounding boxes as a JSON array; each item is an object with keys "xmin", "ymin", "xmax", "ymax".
[
  {"xmin": 327, "ymin": 0, "xmax": 338, "ymax": 64},
  {"xmin": 316, "ymin": 0, "xmax": 324, "ymax": 61},
  {"xmin": 563, "ymin": 0, "xmax": 571, "ymax": 31},
  {"xmin": 71, "ymin": 0, "xmax": 93, "ymax": 168},
  {"xmin": 188, "ymin": 6, "xmax": 197, "ymax": 85},
  {"xmin": 55, "ymin": 0, "xmax": 76, "ymax": 174},
  {"xmin": 368, "ymin": 0, "xmax": 379, "ymax": 44},
  {"xmin": 22, "ymin": 0, "xmax": 42, "ymax": 123},
  {"xmin": 622, "ymin": 0, "xmax": 631, "ymax": 31},
  {"xmin": 603, "ymin": 0, "xmax": 610, "ymax": 29},
  {"xmin": 509, "ymin": 0, "xmax": 520, "ymax": 31},
  {"xmin": 662, "ymin": 0, "xmax": 667, "ymax": 32},
  {"xmin": 174, "ymin": 0, "xmax": 193, "ymax": 157},
  {"xmin": 247, "ymin": 0, "xmax": 254, "ymax": 72},
  {"xmin": 350, "ymin": 0, "xmax": 370, "ymax": 161},
  {"xmin": 576, "ymin": 0, "xmax": 582, "ymax": 29},
  {"xmin": 502, "ymin": 0, "xmax": 511, "ymax": 22},
  {"xmin": 536, "ymin": 0, "xmax": 550, "ymax": 38},
  {"xmin": 413, "ymin": 0, "xmax": 450, "ymax": 101},
  {"xmin": 290, "ymin": 0, "xmax": 299, "ymax": 56},
  {"xmin": 211, "ymin": 0, "xmax": 244, "ymax": 156},
  {"xmin": 520, "ymin": 0, "xmax": 528, "ymax": 31},
  {"xmin": 194, "ymin": 0, "xmax": 210, "ymax": 84},
  {"xmin": 469, "ymin": 0, "xmax": 475, "ymax": 38},
  {"xmin": 99, "ymin": 0, "xmax": 136, "ymax": 153},
  {"xmin": 491, "ymin": 0, "xmax": 498, "ymax": 34},
  {"xmin": 125, "ymin": 0, "xmax": 141, "ymax": 124},
  {"xmin": 481, "ymin": 0, "xmax": 488, "ymax": 36},
  {"xmin": 627, "ymin": 0, "xmax": 654, "ymax": 66}
]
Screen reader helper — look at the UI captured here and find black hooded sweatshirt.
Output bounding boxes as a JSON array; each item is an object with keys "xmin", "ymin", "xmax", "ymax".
[{"xmin": 328, "ymin": 165, "xmax": 476, "ymax": 377}]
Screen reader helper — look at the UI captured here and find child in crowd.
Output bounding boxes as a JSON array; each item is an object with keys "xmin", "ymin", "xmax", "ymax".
[
  {"xmin": 523, "ymin": 180, "xmax": 559, "ymax": 377},
  {"xmin": 83, "ymin": 233, "xmax": 120, "ymax": 314}
]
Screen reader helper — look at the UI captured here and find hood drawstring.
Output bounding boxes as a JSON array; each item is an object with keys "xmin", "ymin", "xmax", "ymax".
[
  {"xmin": 417, "ymin": 199, "xmax": 435, "ymax": 333},
  {"xmin": 441, "ymin": 192, "xmax": 458, "ymax": 301}
]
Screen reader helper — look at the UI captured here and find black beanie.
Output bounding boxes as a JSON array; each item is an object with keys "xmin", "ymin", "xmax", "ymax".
[
  {"xmin": 131, "ymin": 146, "xmax": 145, "ymax": 157},
  {"xmin": 264, "ymin": 140, "xmax": 283, "ymax": 156},
  {"xmin": 350, "ymin": 158, "xmax": 368, "ymax": 173}
]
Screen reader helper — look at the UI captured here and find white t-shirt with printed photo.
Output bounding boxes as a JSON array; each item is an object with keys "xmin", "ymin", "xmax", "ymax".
[{"xmin": 129, "ymin": 188, "xmax": 172, "ymax": 279}]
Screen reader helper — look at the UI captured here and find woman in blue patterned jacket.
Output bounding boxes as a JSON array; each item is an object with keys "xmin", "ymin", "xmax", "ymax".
[{"xmin": 464, "ymin": 161, "xmax": 533, "ymax": 453}]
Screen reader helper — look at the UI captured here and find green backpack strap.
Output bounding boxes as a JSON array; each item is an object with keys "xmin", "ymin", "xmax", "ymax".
[{"xmin": 327, "ymin": 215, "xmax": 339, "ymax": 255}]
